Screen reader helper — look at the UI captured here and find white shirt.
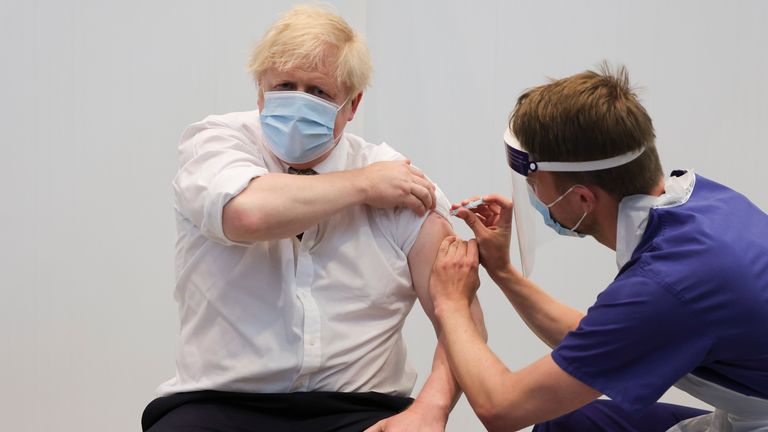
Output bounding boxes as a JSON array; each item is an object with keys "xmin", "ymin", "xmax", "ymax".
[{"xmin": 157, "ymin": 110, "xmax": 450, "ymax": 397}]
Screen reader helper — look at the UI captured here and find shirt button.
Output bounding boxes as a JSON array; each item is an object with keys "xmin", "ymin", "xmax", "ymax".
[{"xmin": 309, "ymin": 338, "xmax": 316, "ymax": 346}]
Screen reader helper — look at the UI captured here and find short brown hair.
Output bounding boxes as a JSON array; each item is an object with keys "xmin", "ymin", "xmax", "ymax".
[{"xmin": 510, "ymin": 63, "xmax": 663, "ymax": 199}]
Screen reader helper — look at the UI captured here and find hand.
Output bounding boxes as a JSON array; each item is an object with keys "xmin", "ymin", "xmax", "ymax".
[
  {"xmin": 429, "ymin": 236, "xmax": 481, "ymax": 311},
  {"xmin": 451, "ymin": 194, "xmax": 514, "ymax": 278},
  {"xmin": 363, "ymin": 401, "xmax": 447, "ymax": 432},
  {"xmin": 360, "ymin": 160, "xmax": 437, "ymax": 216}
]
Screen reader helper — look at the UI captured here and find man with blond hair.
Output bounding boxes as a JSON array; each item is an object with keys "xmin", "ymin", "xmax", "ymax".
[{"xmin": 141, "ymin": 5, "xmax": 483, "ymax": 432}]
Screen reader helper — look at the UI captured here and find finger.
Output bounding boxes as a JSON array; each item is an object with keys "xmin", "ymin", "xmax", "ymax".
[
  {"xmin": 460, "ymin": 195, "xmax": 483, "ymax": 206},
  {"xmin": 447, "ymin": 236, "xmax": 460, "ymax": 257},
  {"xmin": 412, "ymin": 177, "xmax": 436, "ymax": 209},
  {"xmin": 481, "ymin": 202, "xmax": 502, "ymax": 227},
  {"xmin": 473, "ymin": 211, "xmax": 488, "ymax": 225},
  {"xmin": 479, "ymin": 193, "xmax": 513, "ymax": 209},
  {"xmin": 410, "ymin": 183, "xmax": 434, "ymax": 211},
  {"xmin": 408, "ymin": 163, "xmax": 426, "ymax": 179},
  {"xmin": 413, "ymin": 173, "xmax": 436, "ymax": 194},
  {"xmin": 487, "ymin": 211, "xmax": 500, "ymax": 227},
  {"xmin": 403, "ymin": 195, "xmax": 427, "ymax": 216},
  {"xmin": 439, "ymin": 236, "xmax": 456, "ymax": 255},
  {"xmin": 454, "ymin": 207, "xmax": 487, "ymax": 237},
  {"xmin": 479, "ymin": 193, "xmax": 514, "ymax": 226},
  {"xmin": 468, "ymin": 238, "xmax": 479, "ymax": 263},
  {"xmin": 478, "ymin": 208, "xmax": 500, "ymax": 228},
  {"xmin": 456, "ymin": 239, "xmax": 468, "ymax": 258},
  {"xmin": 476, "ymin": 205, "xmax": 495, "ymax": 221}
]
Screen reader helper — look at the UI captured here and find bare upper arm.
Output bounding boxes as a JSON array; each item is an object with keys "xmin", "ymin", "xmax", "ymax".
[{"xmin": 407, "ymin": 212, "xmax": 453, "ymax": 326}]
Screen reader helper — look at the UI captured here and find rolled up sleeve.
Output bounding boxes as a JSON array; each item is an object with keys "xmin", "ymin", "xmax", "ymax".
[{"xmin": 172, "ymin": 121, "xmax": 268, "ymax": 246}]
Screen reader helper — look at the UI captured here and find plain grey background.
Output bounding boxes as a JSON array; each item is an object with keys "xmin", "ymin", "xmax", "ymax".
[{"xmin": 2, "ymin": 1, "xmax": 766, "ymax": 431}]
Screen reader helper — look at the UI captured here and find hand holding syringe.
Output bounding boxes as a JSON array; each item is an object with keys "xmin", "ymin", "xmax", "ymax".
[{"xmin": 447, "ymin": 194, "xmax": 515, "ymax": 276}]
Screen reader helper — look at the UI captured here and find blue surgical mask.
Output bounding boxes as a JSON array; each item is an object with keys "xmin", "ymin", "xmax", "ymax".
[
  {"xmin": 527, "ymin": 184, "xmax": 588, "ymax": 238},
  {"xmin": 260, "ymin": 91, "xmax": 347, "ymax": 164}
]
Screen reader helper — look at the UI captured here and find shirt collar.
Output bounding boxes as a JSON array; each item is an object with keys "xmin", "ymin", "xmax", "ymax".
[
  {"xmin": 311, "ymin": 134, "xmax": 349, "ymax": 174},
  {"xmin": 615, "ymin": 170, "xmax": 697, "ymax": 269}
]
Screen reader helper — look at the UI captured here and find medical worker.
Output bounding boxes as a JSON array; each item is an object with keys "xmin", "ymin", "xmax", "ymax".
[{"xmin": 428, "ymin": 65, "xmax": 768, "ymax": 431}]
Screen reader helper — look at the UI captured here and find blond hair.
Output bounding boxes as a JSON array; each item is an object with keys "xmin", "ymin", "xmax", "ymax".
[{"xmin": 248, "ymin": 4, "xmax": 373, "ymax": 96}]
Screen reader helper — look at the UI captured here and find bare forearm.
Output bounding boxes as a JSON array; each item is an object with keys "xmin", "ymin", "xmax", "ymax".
[
  {"xmin": 435, "ymin": 302, "xmax": 600, "ymax": 431},
  {"xmin": 434, "ymin": 300, "xmax": 525, "ymax": 431},
  {"xmin": 223, "ymin": 171, "xmax": 366, "ymax": 241},
  {"xmin": 411, "ymin": 338, "xmax": 459, "ymax": 421},
  {"xmin": 413, "ymin": 298, "xmax": 486, "ymax": 417},
  {"xmin": 491, "ymin": 266, "xmax": 584, "ymax": 348}
]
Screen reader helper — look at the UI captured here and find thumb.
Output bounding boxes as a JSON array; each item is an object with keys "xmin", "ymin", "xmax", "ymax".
[
  {"xmin": 455, "ymin": 208, "xmax": 486, "ymax": 237},
  {"xmin": 499, "ymin": 201, "xmax": 514, "ymax": 227}
]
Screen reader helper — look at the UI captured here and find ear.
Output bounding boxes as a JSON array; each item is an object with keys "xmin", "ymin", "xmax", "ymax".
[
  {"xmin": 346, "ymin": 92, "xmax": 364, "ymax": 121},
  {"xmin": 574, "ymin": 184, "xmax": 597, "ymax": 213},
  {"xmin": 257, "ymin": 86, "xmax": 265, "ymax": 111}
]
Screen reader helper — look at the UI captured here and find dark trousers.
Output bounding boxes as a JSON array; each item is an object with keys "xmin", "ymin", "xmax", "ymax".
[
  {"xmin": 533, "ymin": 399, "xmax": 710, "ymax": 432},
  {"xmin": 142, "ymin": 390, "xmax": 413, "ymax": 432}
]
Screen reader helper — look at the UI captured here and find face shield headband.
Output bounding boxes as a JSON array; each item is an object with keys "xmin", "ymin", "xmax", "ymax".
[{"xmin": 503, "ymin": 128, "xmax": 645, "ymax": 277}]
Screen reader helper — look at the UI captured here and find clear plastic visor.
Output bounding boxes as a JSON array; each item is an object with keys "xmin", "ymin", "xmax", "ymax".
[{"xmin": 503, "ymin": 128, "xmax": 645, "ymax": 277}]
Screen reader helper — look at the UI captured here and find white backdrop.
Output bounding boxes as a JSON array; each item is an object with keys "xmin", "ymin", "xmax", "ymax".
[{"xmin": 2, "ymin": 1, "xmax": 766, "ymax": 431}]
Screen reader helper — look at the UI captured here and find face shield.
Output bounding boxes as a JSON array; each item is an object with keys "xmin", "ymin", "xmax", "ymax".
[{"xmin": 504, "ymin": 128, "xmax": 646, "ymax": 277}]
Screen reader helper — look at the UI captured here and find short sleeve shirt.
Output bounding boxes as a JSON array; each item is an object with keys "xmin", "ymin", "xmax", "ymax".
[
  {"xmin": 159, "ymin": 110, "xmax": 451, "ymax": 397},
  {"xmin": 552, "ymin": 174, "xmax": 768, "ymax": 413}
]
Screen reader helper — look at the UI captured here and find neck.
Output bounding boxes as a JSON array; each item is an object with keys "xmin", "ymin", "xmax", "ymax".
[
  {"xmin": 649, "ymin": 178, "xmax": 666, "ymax": 197},
  {"xmin": 594, "ymin": 177, "xmax": 666, "ymax": 250},
  {"xmin": 592, "ymin": 200, "xmax": 620, "ymax": 250}
]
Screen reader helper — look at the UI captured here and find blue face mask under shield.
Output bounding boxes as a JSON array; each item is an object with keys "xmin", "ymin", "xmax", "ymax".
[
  {"xmin": 259, "ymin": 91, "xmax": 348, "ymax": 165},
  {"xmin": 527, "ymin": 184, "xmax": 588, "ymax": 238},
  {"xmin": 503, "ymin": 128, "xmax": 646, "ymax": 277}
]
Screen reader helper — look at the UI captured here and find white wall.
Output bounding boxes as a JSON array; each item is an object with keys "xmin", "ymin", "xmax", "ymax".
[{"xmin": 2, "ymin": 1, "xmax": 766, "ymax": 431}]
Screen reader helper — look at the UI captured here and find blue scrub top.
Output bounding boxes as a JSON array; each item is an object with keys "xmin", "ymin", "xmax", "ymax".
[{"xmin": 552, "ymin": 174, "xmax": 768, "ymax": 413}]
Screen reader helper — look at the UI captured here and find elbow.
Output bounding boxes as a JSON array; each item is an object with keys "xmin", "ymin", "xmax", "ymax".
[
  {"xmin": 479, "ymin": 412, "xmax": 528, "ymax": 432},
  {"xmin": 476, "ymin": 404, "xmax": 510, "ymax": 432},
  {"xmin": 222, "ymin": 198, "xmax": 266, "ymax": 242},
  {"xmin": 473, "ymin": 392, "xmax": 528, "ymax": 432}
]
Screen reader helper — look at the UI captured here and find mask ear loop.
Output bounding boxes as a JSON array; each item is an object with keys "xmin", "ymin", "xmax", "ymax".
[
  {"xmin": 544, "ymin": 185, "xmax": 578, "ymax": 208},
  {"xmin": 337, "ymin": 97, "xmax": 350, "ymax": 111},
  {"xmin": 332, "ymin": 96, "xmax": 352, "ymax": 145},
  {"xmin": 570, "ymin": 210, "xmax": 589, "ymax": 232},
  {"xmin": 568, "ymin": 185, "xmax": 594, "ymax": 233},
  {"xmin": 544, "ymin": 184, "xmax": 591, "ymax": 232}
]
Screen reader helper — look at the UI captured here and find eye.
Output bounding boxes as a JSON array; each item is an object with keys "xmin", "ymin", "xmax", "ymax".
[
  {"xmin": 309, "ymin": 87, "xmax": 334, "ymax": 101},
  {"xmin": 273, "ymin": 82, "xmax": 295, "ymax": 91}
]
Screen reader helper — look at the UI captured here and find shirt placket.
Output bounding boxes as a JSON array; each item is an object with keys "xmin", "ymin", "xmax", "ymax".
[{"xmin": 291, "ymin": 227, "xmax": 322, "ymax": 391}]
